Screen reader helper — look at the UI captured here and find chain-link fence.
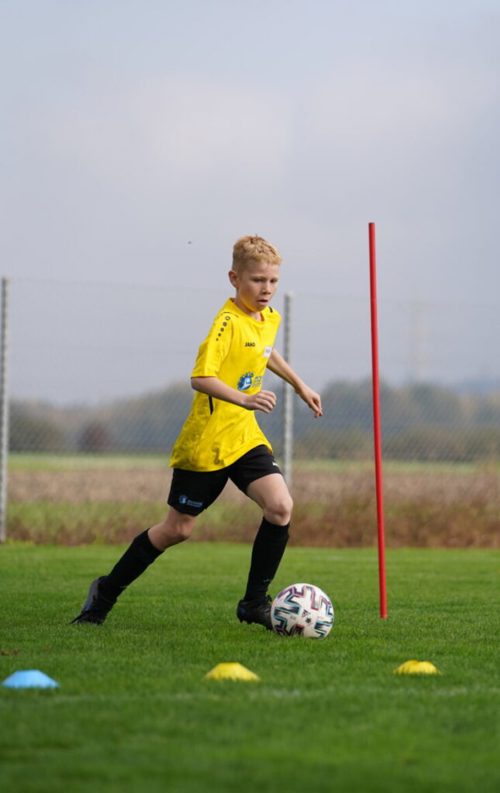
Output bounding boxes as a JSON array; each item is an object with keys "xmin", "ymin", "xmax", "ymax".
[{"xmin": 5, "ymin": 277, "xmax": 500, "ymax": 547}]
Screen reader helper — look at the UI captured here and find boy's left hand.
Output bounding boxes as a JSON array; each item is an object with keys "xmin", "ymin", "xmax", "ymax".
[{"xmin": 297, "ymin": 385, "xmax": 323, "ymax": 418}]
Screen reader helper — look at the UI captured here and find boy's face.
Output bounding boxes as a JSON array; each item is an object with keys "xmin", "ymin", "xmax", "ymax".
[{"xmin": 228, "ymin": 260, "xmax": 280, "ymax": 318}]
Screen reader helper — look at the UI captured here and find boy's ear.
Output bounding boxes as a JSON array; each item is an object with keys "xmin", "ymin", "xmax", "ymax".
[{"xmin": 228, "ymin": 269, "xmax": 238, "ymax": 287}]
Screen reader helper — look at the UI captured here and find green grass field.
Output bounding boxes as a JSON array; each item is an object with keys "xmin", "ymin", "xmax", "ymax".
[{"xmin": 1, "ymin": 543, "xmax": 499, "ymax": 792}]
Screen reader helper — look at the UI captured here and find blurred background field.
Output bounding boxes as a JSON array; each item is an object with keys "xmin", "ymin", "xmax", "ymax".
[
  {"xmin": 5, "ymin": 282, "xmax": 500, "ymax": 549},
  {"xmin": 9, "ymin": 453, "xmax": 499, "ymax": 547}
]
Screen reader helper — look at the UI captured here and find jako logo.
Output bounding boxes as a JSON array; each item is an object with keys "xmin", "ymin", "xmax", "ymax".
[
  {"xmin": 245, "ymin": 341, "xmax": 256, "ymax": 347},
  {"xmin": 237, "ymin": 372, "xmax": 254, "ymax": 391}
]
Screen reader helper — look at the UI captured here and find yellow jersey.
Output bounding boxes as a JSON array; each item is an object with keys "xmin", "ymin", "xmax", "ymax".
[{"xmin": 170, "ymin": 298, "xmax": 281, "ymax": 471}]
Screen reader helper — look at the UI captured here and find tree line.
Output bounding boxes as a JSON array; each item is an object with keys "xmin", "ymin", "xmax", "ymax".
[{"xmin": 10, "ymin": 379, "xmax": 500, "ymax": 462}]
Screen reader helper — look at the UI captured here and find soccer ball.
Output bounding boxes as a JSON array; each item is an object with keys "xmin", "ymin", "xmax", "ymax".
[{"xmin": 271, "ymin": 583, "xmax": 334, "ymax": 638}]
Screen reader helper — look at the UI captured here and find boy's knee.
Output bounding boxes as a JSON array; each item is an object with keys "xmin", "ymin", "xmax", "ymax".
[
  {"xmin": 149, "ymin": 510, "xmax": 196, "ymax": 550},
  {"xmin": 171, "ymin": 517, "xmax": 194, "ymax": 542},
  {"xmin": 171, "ymin": 511, "xmax": 196, "ymax": 542},
  {"xmin": 265, "ymin": 493, "xmax": 293, "ymax": 526}
]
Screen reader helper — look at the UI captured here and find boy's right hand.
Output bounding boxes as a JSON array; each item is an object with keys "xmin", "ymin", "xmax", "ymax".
[{"xmin": 244, "ymin": 390, "xmax": 277, "ymax": 413}]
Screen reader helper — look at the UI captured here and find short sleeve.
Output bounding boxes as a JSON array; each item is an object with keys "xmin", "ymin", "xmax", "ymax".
[{"xmin": 191, "ymin": 311, "xmax": 234, "ymax": 378}]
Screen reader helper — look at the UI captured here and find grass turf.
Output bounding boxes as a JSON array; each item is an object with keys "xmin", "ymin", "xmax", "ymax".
[{"xmin": 0, "ymin": 544, "xmax": 499, "ymax": 792}]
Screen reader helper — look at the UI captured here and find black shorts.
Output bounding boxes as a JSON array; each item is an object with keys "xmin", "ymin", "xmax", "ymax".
[{"xmin": 167, "ymin": 445, "xmax": 282, "ymax": 516}]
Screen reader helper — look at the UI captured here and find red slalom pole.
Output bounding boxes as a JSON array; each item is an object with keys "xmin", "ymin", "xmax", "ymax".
[{"xmin": 368, "ymin": 222, "xmax": 388, "ymax": 619}]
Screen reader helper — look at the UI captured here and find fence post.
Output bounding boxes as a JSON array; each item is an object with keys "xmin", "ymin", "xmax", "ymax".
[
  {"xmin": 0, "ymin": 278, "xmax": 10, "ymax": 542},
  {"xmin": 282, "ymin": 292, "xmax": 293, "ymax": 488}
]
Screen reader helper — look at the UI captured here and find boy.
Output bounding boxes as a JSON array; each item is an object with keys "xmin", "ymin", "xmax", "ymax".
[{"xmin": 72, "ymin": 235, "xmax": 322, "ymax": 629}]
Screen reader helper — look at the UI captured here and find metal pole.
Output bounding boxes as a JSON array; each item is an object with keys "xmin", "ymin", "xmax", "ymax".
[
  {"xmin": 282, "ymin": 292, "xmax": 293, "ymax": 488},
  {"xmin": 368, "ymin": 223, "xmax": 388, "ymax": 619},
  {"xmin": 0, "ymin": 278, "xmax": 10, "ymax": 542}
]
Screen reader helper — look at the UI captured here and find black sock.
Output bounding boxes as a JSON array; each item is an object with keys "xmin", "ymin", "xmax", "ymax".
[
  {"xmin": 99, "ymin": 529, "xmax": 163, "ymax": 600},
  {"xmin": 244, "ymin": 518, "xmax": 290, "ymax": 601}
]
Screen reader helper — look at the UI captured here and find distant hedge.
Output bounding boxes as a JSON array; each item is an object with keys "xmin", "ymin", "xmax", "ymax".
[{"xmin": 10, "ymin": 380, "xmax": 500, "ymax": 463}]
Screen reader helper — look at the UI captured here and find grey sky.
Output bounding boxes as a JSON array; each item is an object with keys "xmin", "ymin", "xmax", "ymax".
[{"xmin": 2, "ymin": 1, "xmax": 499, "ymax": 402}]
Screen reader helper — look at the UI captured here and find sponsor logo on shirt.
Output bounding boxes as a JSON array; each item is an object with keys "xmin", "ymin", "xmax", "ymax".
[
  {"xmin": 237, "ymin": 372, "xmax": 254, "ymax": 391},
  {"xmin": 245, "ymin": 341, "xmax": 256, "ymax": 347},
  {"xmin": 237, "ymin": 373, "xmax": 263, "ymax": 391}
]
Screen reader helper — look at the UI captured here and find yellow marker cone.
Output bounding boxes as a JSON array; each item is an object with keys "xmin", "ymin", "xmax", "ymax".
[
  {"xmin": 205, "ymin": 662, "xmax": 260, "ymax": 682},
  {"xmin": 394, "ymin": 660, "xmax": 440, "ymax": 675}
]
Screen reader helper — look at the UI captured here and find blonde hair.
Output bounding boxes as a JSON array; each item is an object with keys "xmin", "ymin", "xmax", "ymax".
[{"xmin": 232, "ymin": 235, "xmax": 282, "ymax": 272}]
